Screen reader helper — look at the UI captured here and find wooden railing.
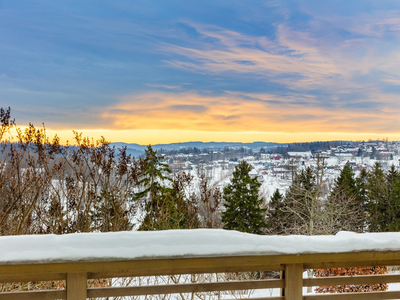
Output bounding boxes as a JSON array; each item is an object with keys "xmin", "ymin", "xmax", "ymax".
[{"xmin": 1, "ymin": 250, "xmax": 400, "ymax": 300}]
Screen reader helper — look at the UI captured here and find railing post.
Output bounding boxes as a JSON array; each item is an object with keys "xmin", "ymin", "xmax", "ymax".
[
  {"xmin": 67, "ymin": 272, "xmax": 87, "ymax": 300},
  {"xmin": 283, "ymin": 263, "xmax": 303, "ymax": 300}
]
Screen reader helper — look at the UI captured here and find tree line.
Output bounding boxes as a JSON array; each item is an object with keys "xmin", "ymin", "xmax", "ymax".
[
  {"xmin": 266, "ymin": 163, "xmax": 400, "ymax": 235},
  {"xmin": 0, "ymin": 107, "xmax": 225, "ymax": 235},
  {"xmin": 269, "ymin": 141, "xmax": 353, "ymax": 156},
  {"xmin": 2, "ymin": 107, "xmax": 400, "ymax": 237}
]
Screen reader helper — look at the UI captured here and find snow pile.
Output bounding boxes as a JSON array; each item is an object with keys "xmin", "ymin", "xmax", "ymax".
[{"xmin": 1, "ymin": 229, "xmax": 400, "ymax": 265}]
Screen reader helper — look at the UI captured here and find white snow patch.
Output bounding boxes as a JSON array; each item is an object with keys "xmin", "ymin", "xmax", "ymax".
[{"xmin": 2, "ymin": 230, "xmax": 400, "ymax": 265}]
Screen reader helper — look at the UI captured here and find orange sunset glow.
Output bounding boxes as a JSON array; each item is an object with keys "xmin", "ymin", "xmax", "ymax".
[{"xmin": 3, "ymin": 1, "xmax": 400, "ymax": 144}]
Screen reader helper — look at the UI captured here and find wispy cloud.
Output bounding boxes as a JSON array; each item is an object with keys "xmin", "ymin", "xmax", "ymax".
[
  {"xmin": 382, "ymin": 77, "xmax": 400, "ymax": 86},
  {"xmin": 145, "ymin": 83, "xmax": 182, "ymax": 90},
  {"xmin": 161, "ymin": 13, "xmax": 400, "ymax": 96},
  {"xmin": 161, "ymin": 22, "xmax": 356, "ymax": 92},
  {"xmin": 102, "ymin": 90, "xmax": 400, "ymax": 134}
]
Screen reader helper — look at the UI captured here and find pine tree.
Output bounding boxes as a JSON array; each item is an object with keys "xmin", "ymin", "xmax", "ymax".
[
  {"xmin": 134, "ymin": 145, "xmax": 172, "ymax": 204},
  {"xmin": 140, "ymin": 172, "xmax": 200, "ymax": 231},
  {"xmin": 367, "ymin": 162, "xmax": 389, "ymax": 232},
  {"xmin": 266, "ymin": 189, "xmax": 286, "ymax": 234},
  {"xmin": 222, "ymin": 160, "xmax": 267, "ymax": 234},
  {"xmin": 333, "ymin": 165, "xmax": 357, "ymax": 196},
  {"xmin": 134, "ymin": 145, "xmax": 173, "ymax": 230},
  {"xmin": 389, "ymin": 174, "xmax": 400, "ymax": 231},
  {"xmin": 135, "ymin": 146, "xmax": 200, "ymax": 231},
  {"xmin": 326, "ymin": 165, "xmax": 365, "ymax": 232},
  {"xmin": 356, "ymin": 168, "xmax": 368, "ymax": 210},
  {"xmin": 386, "ymin": 165, "xmax": 399, "ymax": 195}
]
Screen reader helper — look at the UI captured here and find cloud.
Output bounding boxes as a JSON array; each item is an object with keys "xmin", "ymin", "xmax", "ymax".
[
  {"xmin": 159, "ymin": 12, "xmax": 400, "ymax": 98},
  {"xmin": 101, "ymin": 90, "xmax": 400, "ymax": 134},
  {"xmin": 5, "ymin": 1, "xmax": 400, "ymax": 142},
  {"xmin": 382, "ymin": 77, "xmax": 400, "ymax": 86},
  {"xmin": 160, "ymin": 22, "xmax": 344, "ymax": 91},
  {"xmin": 168, "ymin": 104, "xmax": 208, "ymax": 113},
  {"xmin": 145, "ymin": 83, "xmax": 182, "ymax": 89}
]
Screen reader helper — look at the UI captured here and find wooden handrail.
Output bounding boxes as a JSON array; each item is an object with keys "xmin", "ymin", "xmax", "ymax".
[{"xmin": 1, "ymin": 250, "xmax": 400, "ymax": 299}]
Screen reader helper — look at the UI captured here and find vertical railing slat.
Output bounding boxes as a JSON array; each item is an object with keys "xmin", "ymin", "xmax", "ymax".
[
  {"xmin": 67, "ymin": 272, "xmax": 87, "ymax": 300},
  {"xmin": 284, "ymin": 263, "xmax": 303, "ymax": 300}
]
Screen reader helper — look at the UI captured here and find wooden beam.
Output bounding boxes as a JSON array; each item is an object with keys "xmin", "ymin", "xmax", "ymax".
[
  {"xmin": 0, "ymin": 256, "xmax": 282, "ymax": 278},
  {"xmin": 88, "ymin": 259, "xmax": 282, "ymax": 279},
  {"xmin": 284, "ymin": 264, "xmax": 303, "ymax": 300},
  {"xmin": 1, "ymin": 251, "xmax": 400, "ymax": 279},
  {"xmin": 304, "ymin": 274, "xmax": 400, "ymax": 287},
  {"xmin": 87, "ymin": 279, "xmax": 284, "ymax": 298},
  {"xmin": 66, "ymin": 273, "xmax": 86, "ymax": 300},
  {"xmin": 0, "ymin": 290, "xmax": 66, "ymax": 300}
]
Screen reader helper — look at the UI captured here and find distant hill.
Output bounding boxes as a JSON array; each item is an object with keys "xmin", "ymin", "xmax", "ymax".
[{"xmin": 110, "ymin": 141, "xmax": 285, "ymax": 157}]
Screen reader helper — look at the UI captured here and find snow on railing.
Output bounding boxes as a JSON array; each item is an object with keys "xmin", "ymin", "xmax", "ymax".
[{"xmin": 1, "ymin": 230, "xmax": 400, "ymax": 299}]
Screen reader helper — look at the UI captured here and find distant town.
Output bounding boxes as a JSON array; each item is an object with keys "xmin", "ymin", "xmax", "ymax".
[{"xmin": 128, "ymin": 140, "xmax": 400, "ymax": 199}]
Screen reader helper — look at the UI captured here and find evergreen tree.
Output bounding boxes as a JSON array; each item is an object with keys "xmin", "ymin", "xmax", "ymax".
[
  {"xmin": 137, "ymin": 148, "xmax": 200, "ymax": 231},
  {"xmin": 333, "ymin": 165, "xmax": 357, "ymax": 196},
  {"xmin": 266, "ymin": 189, "xmax": 286, "ymax": 234},
  {"xmin": 386, "ymin": 165, "xmax": 398, "ymax": 191},
  {"xmin": 326, "ymin": 165, "xmax": 365, "ymax": 232},
  {"xmin": 222, "ymin": 160, "xmax": 267, "ymax": 234},
  {"xmin": 134, "ymin": 145, "xmax": 172, "ymax": 204},
  {"xmin": 367, "ymin": 162, "xmax": 389, "ymax": 232},
  {"xmin": 356, "ymin": 168, "xmax": 368, "ymax": 210},
  {"xmin": 389, "ymin": 175, "xmax": 400, "ymax": 231},
  {"xmin": 134, "ymin": 145, "xmax": 173, "ymax": 230},
  {"xmin": 140, "ymin": 172, "xmax": 200, "ymax": 230},
  {"xmin": 352, "ymin": 164, "xmax": 400, "ymax": 233}
]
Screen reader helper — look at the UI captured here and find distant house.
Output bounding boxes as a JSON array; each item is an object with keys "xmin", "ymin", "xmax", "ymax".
[
  {"xmin": 345, "ymin": 160, "xmax": 357, "ymax": 166},
  {"xmin": 380, "ymin": 151, "xmax": 394, "ymax": 160},
  {"xmin": 257, "ymin": 175, "xmax": 265, "ymax": 183},
  {"xmin": 249, "ymin": 169, "xmax": 258, "ymax": 178},
  {"xmin": 171, "ymin": 161, "xmax": 186, "ymax": 169},
  {"xmin": 345, "ymin": 160, "xmax": 357, "ymax": 170},
  {"xmin": 273, "ymin": 167, "xmax": 287, "ymax": 174},
  {"xmin": 288, "ymin": 151, "xmax": 312, "ymax": 159},
  {"xmin": 333, "ymin": 153, "xmax": 354, "ymax": 160}
]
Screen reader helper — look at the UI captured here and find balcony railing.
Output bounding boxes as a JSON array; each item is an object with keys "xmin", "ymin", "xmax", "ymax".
[
  {"xmin": 1, "ymin": 249, "xmax": 400, "ymax": 299},
  {"xmin": 2, "ymin": 230, "xmax": 400, "ymax": 300}
]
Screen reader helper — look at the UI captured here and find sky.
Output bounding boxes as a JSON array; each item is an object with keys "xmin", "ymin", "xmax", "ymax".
[{"xmin": 2, "ymin": 0, "xmax": 400, "ymax": 144}]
